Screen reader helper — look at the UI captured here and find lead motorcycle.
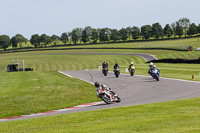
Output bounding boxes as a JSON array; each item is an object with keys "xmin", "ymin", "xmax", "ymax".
[
  {"xmin": 99, "ymin": 87, "xmax": 121, "ymax": 104},
  {"xmin": 114, "ymin": 67, "xmax": 120, "ymax": 78},
  {"xmin": 151, "ymin": 67, "xmax": 160, "ymax": 81},
  {"xmin": 102, "ymin": 67, "xmax": 108, "ymax": 76}
]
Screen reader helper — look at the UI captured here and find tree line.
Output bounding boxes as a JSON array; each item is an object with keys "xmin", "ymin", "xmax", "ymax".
[{"xmin": 0, "ymin": 18, "xmax": 200, "ymax": 51}]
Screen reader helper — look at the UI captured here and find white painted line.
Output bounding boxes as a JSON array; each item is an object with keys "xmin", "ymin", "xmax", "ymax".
[
  {"xmin": 58, "ymin": 71, "xmax": 94, "ymax": 85},
  {"xmin": 58, "ymin": 71, "xmax": 73, "ymax": 78},
  {"xmin": 58, "ymin": 109, "xmax": 71, "ymax": 111}
]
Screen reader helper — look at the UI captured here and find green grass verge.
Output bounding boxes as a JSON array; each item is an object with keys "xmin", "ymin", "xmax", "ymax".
[
  {"xmin": 1, "ymin": 97, "xmax": 200, "ymax": 132},
  {"xmin": 0, "ymin": 71, "xmax": 98, "ymax": 118}
]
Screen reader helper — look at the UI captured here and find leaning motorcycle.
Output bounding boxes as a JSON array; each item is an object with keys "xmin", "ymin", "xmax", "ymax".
[
  {"xmin": 129, "ymin": 65, "xmax": 135, "ymax": 76},
  {"xmin": 151, "ymin": 68, "xmax": 160, "ymax": 81},
  {"xmin": 102, "ymin": 67, "xmax": 108, "ymax": 76},
  {"xmin": 99, "ymin": 87, "xmax": 121, "ymax": 104},
  {"xmin": 114, "ymin": 67, "xmax": 120, "ymax": 78}
]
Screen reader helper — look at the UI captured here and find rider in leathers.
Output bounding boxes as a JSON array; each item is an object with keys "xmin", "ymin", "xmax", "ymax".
[
  {"xmin": 148, "ymin": 62, "xmax": 159, "ymax": 75},
  {"xmin": 128, "ymin": 62, "xmax": 135, "ymax": 72},
  {"xmin": 94, "ymin": 82, "xmax": 115, "ymax": 100},
  {"xmin": 102, "ymin": 61, "xmax": 109, "ymax": 72},
  {"xmin": 102, "ymin": 61, "xmax": 108, "ymax": 68},
  {"xmin": 113, "ymin": 63, "xmax": 120, "ymax": 72}
]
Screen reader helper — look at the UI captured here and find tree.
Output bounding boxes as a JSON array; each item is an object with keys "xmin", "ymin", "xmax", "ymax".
[
  {"xmin": 0, "ymin": 35, "xmax": 10, "ymax": 51},
  {"xmin": 171, "ymin": 22, "xmax": 176, "ymax": 37},
  {"xmin": 187, "ymin": 23, "xmax": 197, "ymax": 36},
  {"xmin": 197, "ymin": 24, "xmax": 200, "ymax": 35},
  {"xmin": 11, "ymin": 34, "xmax": 27, "ymax": 48},
  {"xmin": 71, "ymin": 29, "xmax": 79, "ymax": 44},
  {"xmin": 40, "ymin": 34, "xmax": 51, "ymax": 47},
  {"xmin": 76, "ymin": 28, "xmax": 83, "ymax": 44},
  {"xmin": 110, "ymin": 29, "xmax": 119, "ymax": 42},
  {"xmin": 91, "ymin": 29, "xmax": 98, "ymax": 43},
  {"xmin": 85, "ymin": 26, "xmax": 93, "ymax": 43},
  {"xmin": 178, "ymin": 18, "xmax": 190, "ymax": 37},
  {"xmin": 152, "ymin": 23, "xmax": 163, "ymax": 39},
  {"xmin": 60, "ymin": 32, "xmax": 68, "ymax": 45},
  {"xmin": 11, "ymin": 36, "xmax": 18, "ymax": 48},
  {"xmin": 51, "ymin": 35, "xmax": 60, "ymax": 46},
  {"xmin": 68, "ymin": 32, "xmax": 72, "ymax": 44},
  {"xmin": 175, "ymin": 22, "xmax": 183, "ymax": 38},
  {"xmin": 30, "ymin": 34, "xmax": 40, "ymax": 48},
  {"xmin": 164, "ymin": 24, "xmax": 173, "ymax": 38},
  {"xmin": 126, "ymin": 26, "xmax": 132, "ymax": 41},
  {"xmin": 119, "ymin": 28, "xmax": 128, "ymax": 42},
  {"xmin": 131, "ymin": 26, "xmax": 140, "ymax": 40},
  {"xmin": 99, "ymin": 28, "xmax": 109, "ymax": 43},
  {"xmin": 81, "ymin": 30, "xmax": 88, "ymax": 43},
  {"xmin": 141, "ymin": 25, "xmax": 152, "ymax": 40}
]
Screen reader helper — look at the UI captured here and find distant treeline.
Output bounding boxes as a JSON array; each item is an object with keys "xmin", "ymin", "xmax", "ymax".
[{"xmin": 0, "ymin": 17, "xmax": 200, "ymax": 51}]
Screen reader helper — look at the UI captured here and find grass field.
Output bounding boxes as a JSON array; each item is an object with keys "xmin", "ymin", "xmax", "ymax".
[
  {"xmin": 2, "ymin": 37, "xmax": 200, "ymax": 54},
  {"xmin": 0, "ymin": 97, "xmax": 200, "ymax": 132},
  {"xmin": 0, "ymin": 38, "xmax": 200, "ymax": 132}
]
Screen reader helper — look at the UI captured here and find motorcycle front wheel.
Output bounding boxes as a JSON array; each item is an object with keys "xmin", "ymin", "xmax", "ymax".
[{"xmin": 101, "ymin": 94, "xmax": 112, "ymax": 104}]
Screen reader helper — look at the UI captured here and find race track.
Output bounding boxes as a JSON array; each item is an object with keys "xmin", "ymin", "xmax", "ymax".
[
  {"xmin": 2, "ymin": 70, "xmax": 200, "ymax": 122},
  {"xmin": 63, "ymin": 70, "xmax": 200, "ymax": 107},
  {"xmin": 1, "ymin": 53, "xmax": 200, "ymax": 122}
]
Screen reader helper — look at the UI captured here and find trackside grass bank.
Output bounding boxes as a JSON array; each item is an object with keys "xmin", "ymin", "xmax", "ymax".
[
  {"xmin": 0, "ymin": 71, "xmax": 98, "ymax": 119},
  {"xmin": 1, "ymin": 97, "xmax": 200, "ymax": 133}
]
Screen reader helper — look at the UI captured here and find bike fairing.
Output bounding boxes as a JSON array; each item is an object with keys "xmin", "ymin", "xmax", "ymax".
[{"xmin": 95, "ymin": 83, "xmax": 119, "ymax": 102}]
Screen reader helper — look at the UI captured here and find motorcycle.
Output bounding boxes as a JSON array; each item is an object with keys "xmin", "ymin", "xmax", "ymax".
[
  {"xmin": 129, "ymin": 65, "xmax": 135, "ymax": 76},
  {"xmin": 99, "ymin": 87, "xmax": 121, "ymax": 104},
  {"xmin": 151, "ymin": 68, "xmax": 160, "ymax": 81},
  {"xmin": 102, "ymin": 67, "xmax": 108, "ymax": 76},
  {"xmin": 114, "ymin": 67, "xmax": 120, "ymax": 78}
]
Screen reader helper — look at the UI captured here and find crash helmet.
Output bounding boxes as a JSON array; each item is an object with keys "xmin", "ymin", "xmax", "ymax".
[
  {"xmin": 131, "ymin": 62, "xmax": 133, "ymax": 65},
  {"xmin": 102, "ymin": 84, "xmax": 107, "ymax": 88},
  {"xmin": 94, "ymin": 82, "xmax": 100, "ymax": 87},
  {"xmin": 115, "ymin": 63, "xmax": 118, "ymax": 65},
  {"xmin": 150, "ymin": 62, "xmax": 153, "ymax": 65}
]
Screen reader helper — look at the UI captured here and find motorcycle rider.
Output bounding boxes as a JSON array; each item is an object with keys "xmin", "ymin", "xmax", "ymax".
[
  {"xmin": 102, "ymin": 61, "xmax": 109, "ymax": 69},
  {"xmin": 113, "ymin": 63, "xmax": 120, "ymax": 72},
  {"xmin": 102, "ymin": 61, "xmax": 109, "ymax": 72},
  {"xmin": 148, "ymin": 62, "xmax": 159, "ymax": 74},
  {"xmin": 128, "ymin": 62, "xmax": 135, "ymax": 72},
  {"xmin": 94, "ymin": 82, "xmax": 115, "ymax": 99}
]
